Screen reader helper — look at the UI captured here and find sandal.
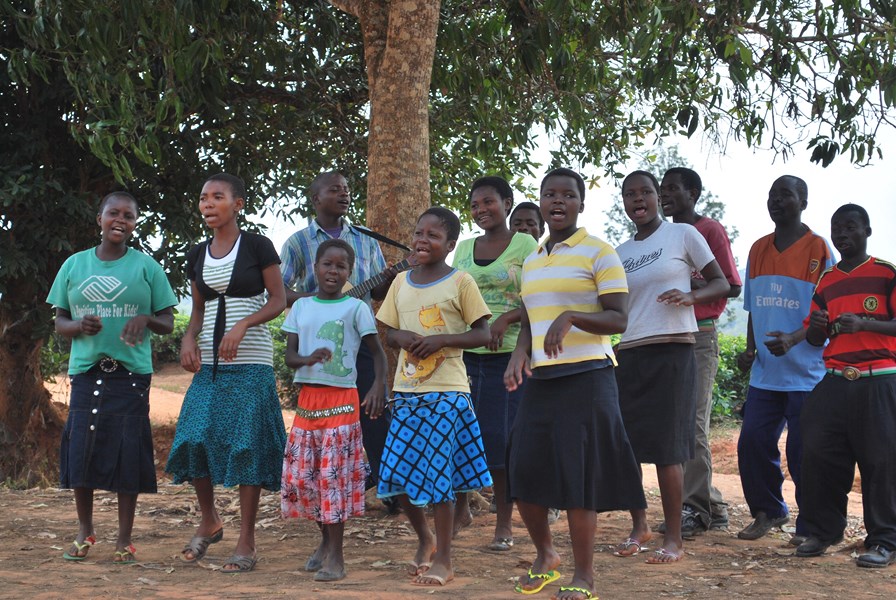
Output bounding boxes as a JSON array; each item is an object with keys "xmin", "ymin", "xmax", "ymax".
[
  {"xmin": 645, "ymin": 547, "xmax": 683, "ymax": 564},
  {"xmin": 487, "ymin": 537, "xmax": 514, "ymax": 552},
  {"xmin": 62, "ymin": 535, "xmax": 97, "ymax": 561},
  {"xmin": 113, "ymin": 544, "xmax": 137, "ymax": 565},
  {"xmin": 515, "ymin": 568, "xmax": 561, "ymax": 594},
  {"xmin": 221, "ymin": 553, "xmax": 257, "ymax": 573},
  {"xmin": 180, "ymin": 527, "xmax": 223, "ymax": 563},
  {"xmin": 556, "ymin": 585, "xmax": 596, "ymax": 599},
  {"xmin": 613, "ymin": 537, "xmax": 647, "ymax": 557}
]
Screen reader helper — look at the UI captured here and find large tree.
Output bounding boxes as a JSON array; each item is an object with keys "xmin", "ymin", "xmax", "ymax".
[{"xmin": 2, "ymin": 0, "xmax": 894, "ymax": 482}]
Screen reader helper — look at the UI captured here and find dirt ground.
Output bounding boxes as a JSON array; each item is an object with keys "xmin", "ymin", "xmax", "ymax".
[{"xmin": 3, "ymin": 368, "xmax": 891, "ymax": 599}]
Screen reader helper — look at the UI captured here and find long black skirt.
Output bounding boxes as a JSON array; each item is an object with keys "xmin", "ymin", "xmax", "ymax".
[
  {"xmin": 507, "ymin": 367, "xmax": 646, "ymax": 512},
  {"xmin": 60, "ymin": 367, "xmax": 156, "ymax": 494}
]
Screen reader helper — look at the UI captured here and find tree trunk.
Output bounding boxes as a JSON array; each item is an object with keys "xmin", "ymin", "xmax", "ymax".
[
  {"xmin": 329, "ymin": 0, "xmax": 441, "ymax": 259},
  {"xmin": 0, "ymin": 284, "xmax": 64, "ymax": 486}
]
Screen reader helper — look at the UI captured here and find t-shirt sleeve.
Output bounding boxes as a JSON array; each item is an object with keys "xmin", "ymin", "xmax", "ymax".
[
  {"xmin": 375, "ymin": 275, "xmax": 401, "ymax": 329},
  {"xmin": 594, "ymin": 244, "xmax": 628, "ymax": 295},
  {"xmin": 355, "ymin": 301, "xmax": 378, "ymax": 337},
  {"xmin": 281, "ymin": 300, "xmax": 301, "ymax": 333},
  {"xmin": 743, "ymin": 255, "xmax": 753, "ymax": 311},
  {"xmin": 703, "ymin": 220, "xmax": 742, "ymax": 286},
  {"xmin": 804, "ymin": 272, "xmax": 829, "ymax": 328},
  {"xmin": 457, "ymin": 272, "xmax": 492, "ymax": 325},
  {"xmin": 684, "ymin": 225, "xmax": 716, "ymax": 272},
  {"xmin": 253, "ymin": 234, "xmax": 281, "ymax": 269},
  {"xmin": 46, "ymin": 256, "xmax": 74, "ymax": 310},
  {"xmin": 147, "ymin": 259, "xmax": 178, "ymax": 313}
]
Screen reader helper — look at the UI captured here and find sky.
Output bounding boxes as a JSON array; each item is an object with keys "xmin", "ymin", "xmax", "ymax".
[{"xmin": 259, "ymin": 125, "xmax": 896, "ymax": 270}]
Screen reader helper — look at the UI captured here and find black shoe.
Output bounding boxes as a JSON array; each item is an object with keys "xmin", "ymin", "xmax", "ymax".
[
  {"xmin": 795, "ymin": 535, "xmax": 843, "ymax": 557},
  {"xmin": 856, "ymin": 545, "xmax": 896, "ymax": 568},
  {"xmin": 681, "ymin": 505, "xmax": 708, "ymax": 538},
  {"xmin": 789, "ymin": 535, "xmax": 808, "ymax": 547},
  {"xmin": 737, "ymin": 511, "xmax": 789, "ymax": 540}
]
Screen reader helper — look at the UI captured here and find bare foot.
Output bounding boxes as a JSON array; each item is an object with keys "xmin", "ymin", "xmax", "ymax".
[{"xmin": 452, "ymin": 507, "xmax": 473, "ymax": 539}]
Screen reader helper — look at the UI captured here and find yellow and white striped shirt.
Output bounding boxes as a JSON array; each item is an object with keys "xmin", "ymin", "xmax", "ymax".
[{"xmin": 522, "ymin": 228, "xmax": 627, "ymax": 369}]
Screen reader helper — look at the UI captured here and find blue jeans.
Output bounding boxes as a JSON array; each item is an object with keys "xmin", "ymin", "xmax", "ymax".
[{"xmin": 737, "ymin": 386, "xmax": 809, "ymax": 534}]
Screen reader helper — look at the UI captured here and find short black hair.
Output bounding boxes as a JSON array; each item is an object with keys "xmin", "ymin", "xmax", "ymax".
[
  {"xmin": 832, "ymin": 203, "xmax": 870, "ymax": 227},
  {"xmin": 509, "ymin": 201, "xmax": 544, "ymax": 227},
  {"xmin": 470, "ymin": 176, "xmax": 513, "ymax": 202},
  {"xmin": 622, "ymin": 170, "xmax": 661, "ymax": 195},
  {"xmin": 419, "ymin": 206, "xmax": 461, "ymax": 241},
  {"xmin": 663, "ymin": 167, "xmax": 702, "ymax": 199},
  {"xmin": 98, "ymin": 191, "xmax": 139, "ymax": 214},
  {"xmin": 315, "ymin": 238, "xmax": 355, "ymax": 269},
  {"xmin": 541, "ymin": 167, "xmax": 586, "ymax": 200},
  {"xmin": 206, "ymin": 173, "xmax": 246, "ymax": 200},
  {"xmin": 778, "ymin": 175, "xmax": 808, "ymax": 202},
  {"xmin": 308, "ymin": 171, "xmax": 345, "ymax": 199}
]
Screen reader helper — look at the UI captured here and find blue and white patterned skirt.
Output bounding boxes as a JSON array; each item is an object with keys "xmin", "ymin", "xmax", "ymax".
[{"xmin": 377, "ymin": 391, "xmax": 492, "ymax": 506}]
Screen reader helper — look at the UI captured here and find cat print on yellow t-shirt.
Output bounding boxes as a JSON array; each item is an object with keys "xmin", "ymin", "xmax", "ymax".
[{"xmin": 399, "ymin": 304, "xmax": 447, "ymax": 386}]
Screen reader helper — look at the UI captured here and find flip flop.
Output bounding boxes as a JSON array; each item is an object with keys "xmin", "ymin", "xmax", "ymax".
[
  {"xmin": 113, "ymin": 544, "xmax": 137, "ymax": 565},
  {"xmin": 313, "ymin": 568, "xmax": 346, "ymax": 582},
  {"xmin": 180, "ymin": 527, "xmax": 223, "ymax": 563},
  {"xmin": 411, "ymin": 572, "xmax": 454, "ymax": 586},
  {"xmin": 645, "ymin": 548, "xmax": 683, "ymax": 564},
  {"xmin": 487, "ymin": 537, "xmax": 514, "ymax": 551},
  {"xmin": 221, "ymin": 553, "xmax": 257, "ymax": 573},
  {"xmin": 556, "ymin": 585, "xmax": 596, "ymax": 599},
  {"xmin": 62, "ymin": 535, "xmax": 97, "ymax": 561},
  {"xmin": 613, "ymin": 537, "xmax": 647, "ymax": 557},
  {"xmin": 515, "ymin": 568, "xmax": 562, "ymax": 594},
  {"xmin": 407, "ymin": 559, "xmax": 432, "ymax": 576}
]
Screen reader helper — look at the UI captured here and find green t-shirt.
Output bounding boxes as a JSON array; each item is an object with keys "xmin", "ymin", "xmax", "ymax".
[
  {"xmin": 47, "ymin": 247, "xmax": 178, "ymax": 374},
  {"xmin": 452, "ymin": 232, "xmax": 538, "ymax": 354}
]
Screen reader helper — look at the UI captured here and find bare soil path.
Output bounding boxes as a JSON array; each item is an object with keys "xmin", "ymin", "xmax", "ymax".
[{"xmin": 6, "ymin": 368, "xmax": 889, "ymax": 599}]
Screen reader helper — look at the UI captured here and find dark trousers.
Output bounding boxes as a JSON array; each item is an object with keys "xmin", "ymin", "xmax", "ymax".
[
  {"xmin": 737, "ymin": 386, "xmax": 809, "ymax": 534},
  {"xmin": 801, "ymin": 373, "xmax": 896, "ymax": 550},
  {"xmin": 356, "ymin": 342, "xmax": 389, "ymax": 488}
]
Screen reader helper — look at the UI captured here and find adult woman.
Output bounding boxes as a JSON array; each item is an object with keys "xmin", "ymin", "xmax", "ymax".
[
  {"xmin": 452, "ymin": 176, "xmax": 537, "ymax": 550},
  {"xmin": 48, "ymin": 191, "xmax": 176, "ymax": 563},
  {"xmin": 613, "ymin": 170, "xmax": 730, "ymax": 564},
  {"xmin": 166, "ymin": 173, "xmax": 287, "ymax": 573}
]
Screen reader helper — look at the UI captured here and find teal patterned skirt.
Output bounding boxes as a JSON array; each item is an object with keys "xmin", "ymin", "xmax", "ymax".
[{"xmin": 166, "ymin": 364, "xmax": 286, "ymax": 490}]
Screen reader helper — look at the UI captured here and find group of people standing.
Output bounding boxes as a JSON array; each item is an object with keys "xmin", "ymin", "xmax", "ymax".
[{"xmin": 48, "ymin": 164, "xmax": 895, "ymax": 600}]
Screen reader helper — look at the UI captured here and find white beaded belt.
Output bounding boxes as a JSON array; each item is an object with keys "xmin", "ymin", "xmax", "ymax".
[{"xmin": 295, "ymin": 404, "xmax": 354, "ymax": 419}]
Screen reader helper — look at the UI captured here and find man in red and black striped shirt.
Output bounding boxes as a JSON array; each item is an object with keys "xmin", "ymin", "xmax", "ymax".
[{"xmin": 797, "ymin": 203, "xmax": 896, "ymax": 568}]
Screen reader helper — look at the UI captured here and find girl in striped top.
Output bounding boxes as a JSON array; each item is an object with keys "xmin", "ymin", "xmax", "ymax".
[{"xmin": 166, "ymin": 173, "xmax": 287, "ymax": 573}]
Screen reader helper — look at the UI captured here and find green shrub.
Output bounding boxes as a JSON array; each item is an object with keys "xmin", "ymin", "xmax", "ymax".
[
  {"xmin": 714, "ymin": 333, "xmax": 749, "ymax": 420},
  {"xmin": 40, "ymin": 333, "xmax": 70, "ymax": 382},
  {"xmin": 150, "ymin": 312, "xmax": 190, "ymax": 364}
]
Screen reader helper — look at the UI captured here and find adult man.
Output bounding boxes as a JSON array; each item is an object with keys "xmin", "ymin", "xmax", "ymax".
[
  {"xmin": 736, "ymin": 175, "xmax": 834, "ymax": 543},
  {"xmin": 659, "ymin": 167, "xmax": 742, "ymax": 536}
]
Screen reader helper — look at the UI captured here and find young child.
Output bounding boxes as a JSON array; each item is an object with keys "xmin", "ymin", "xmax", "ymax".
[
  {"xmin": 798, "ymin": 204, "xmax": 896, "ymax": 568},
  {"xmin": 505, "ymin": 168, "xmax": 645, "ymax": 599},
  {"xmin": 509, "ymin": 201, "xmax": 545, "ymax": 240},
  {"xmin": 376, "ymin": 206, "xmax": 493, "ymax": 587},
  {"xmin": 280, "ymin": 238, "xmax": 388, "ymax": 582}
]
